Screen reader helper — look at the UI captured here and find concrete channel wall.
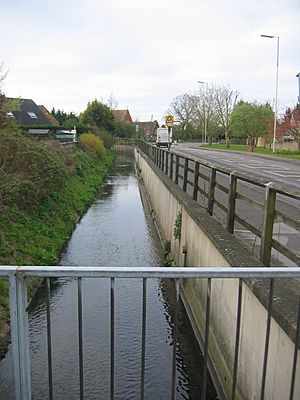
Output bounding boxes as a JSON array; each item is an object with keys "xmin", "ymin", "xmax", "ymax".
[{"xmin": 134, "ymin": 147, "xmax": 300, "ymax": 400}]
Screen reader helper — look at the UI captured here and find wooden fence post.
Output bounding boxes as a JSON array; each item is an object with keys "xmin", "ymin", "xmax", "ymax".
[
  {"xmin": 183, "ymin": 158, "xmax": 189, "ymax": 192},
  {"xmin": 170, "ymin": 153, "xmax": 174, "ymax": 180},
  {"xmin": 193, "ymin": 161, "xmax": 200, "ymax": 201},
  {"xmin": 207, "ymin": 167, "xmax": 216, "ymax": 215},
  {"xmin": 260, "ymin": 183, "xmax": 276, "ymax": 266},
  {"xmin": 226, "ymin": 172, "xmax": 237, "ymax": 234},
  {"xmin": 175, "ymin": 155, "xmax": 179, "ymax": 185}
]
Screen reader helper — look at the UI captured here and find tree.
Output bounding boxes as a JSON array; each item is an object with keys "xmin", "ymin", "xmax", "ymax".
[
  {"xmin": 278, "ymin": 105, "xmax": 300, "ymax": 150},
  {"xmin": 193, "ymin": 86, "xmax": 219, "ymax": 144},
  {"xmin": 114, "ymin": 121, "xmax": 136, "ymax": 138},
  {"xmin": 230, "ymin": 101, "xmax": 273, "ymax": 150},
  {"xmin": 168, "ymin": 93, "xmax": 195, "ymax": 128},
  {"xmin": 106, "ymin": 93, "xmax": 118, "ymax": 110},
  {"xmin": 214, "ymin": 85, "xmax": 239, "ymax": 147},
  {"xmin": 168, "ymin": 84, "xmax": 239, "ymax": 144},
  {"xmin": 80, "ymin": 100, "xmax": 115, "ymax": 133}
]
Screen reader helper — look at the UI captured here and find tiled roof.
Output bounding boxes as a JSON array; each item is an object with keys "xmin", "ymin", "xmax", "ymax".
[
  {"xmin": 112, "ymin": 109, "xmax": 133, "ymax": 124},
  {"xmin": 8, "ymin": 98, "xmax": 56, "ymax": 126}
]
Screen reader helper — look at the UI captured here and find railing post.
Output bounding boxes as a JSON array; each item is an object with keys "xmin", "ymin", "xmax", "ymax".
[
  {"xmin": 175, "ymin": 155, "xmax": 179, "ymax": 185},
  {"xmin": 170, "ymin": 153, "xmax": 174, "ymax": 180},
  {"xmin": 207, "ymin": 167, "xmax": 216, "ymax": 215},
  {"xmin": 183, "ymin": 158, "xmax": 189, "ymax": 192},
  {"xmin": 165, "ymin": 151, "xmax": 169, "ymax": 175},
  {"xmin": 226, "ymin": 172, "xmax": 237, "ymax": 234},
  {"xmin": 260, "ymin": 183, "xmax": 276, "ymax": 266},
  {"xmin": 193, "ymin": 161, "xmax": 200, "ymax": 201},
  {"xmin": 9, "ymin": 271, "xmax": 31, "ymax": 400}
]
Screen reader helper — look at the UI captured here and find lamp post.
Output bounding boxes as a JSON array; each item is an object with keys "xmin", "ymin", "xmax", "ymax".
[
  {"xmin": 261, "ymin": 34, "xmax": 280, "ymax": 154},
  {"xmin": 197, "ymin": 80, "xmax": 207, "ymax": 144}
]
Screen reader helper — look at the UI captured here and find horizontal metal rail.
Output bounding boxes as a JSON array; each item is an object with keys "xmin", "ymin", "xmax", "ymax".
[
  {"xmin": 1, "ymin": 265, "xmax": 300, "ymax": 278},
  {"xmin": 136, "ymin": 141, "xmax": 300, "ymax": 267},
  {"xmin": 2, "ymin": 265, "xmax": 300, "ymax": 400}
]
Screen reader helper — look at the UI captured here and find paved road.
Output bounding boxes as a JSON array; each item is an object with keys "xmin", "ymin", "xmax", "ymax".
[{"xmin": 173, "ymin": 142, "xmax": 300, "ymax": 190}]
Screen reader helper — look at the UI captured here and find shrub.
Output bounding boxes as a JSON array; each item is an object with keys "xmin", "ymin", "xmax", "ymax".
[
  {"xmin": 79, "ymin": 133, "xmax": 107, "ymax": 158},
  {"xmin": 94, "ymin": 128, "xmax": 115, "ymax": 149}
]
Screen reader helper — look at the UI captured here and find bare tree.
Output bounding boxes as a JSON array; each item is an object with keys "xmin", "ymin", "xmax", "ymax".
[
  {"xmin": 168, "ymin": 93, "xmax": 195, "ymax": 128},
  {"xmin": 193, "ymin": 85, "xmax": 218, "ymax": 143},
  {"xmin": 214, "ymin": 85, "xmax": 239, "ymax": 147},
  {"xmin": 107, "ymin": 93, "xmax": 118, "ymax": 110}
]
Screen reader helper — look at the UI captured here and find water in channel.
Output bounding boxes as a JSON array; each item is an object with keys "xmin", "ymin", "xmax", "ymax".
[{"xmin": 0, "ymin": 151, "xmax": 217, "ymax": 399}]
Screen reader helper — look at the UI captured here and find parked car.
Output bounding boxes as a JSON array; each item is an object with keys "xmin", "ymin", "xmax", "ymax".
[{"xmin": 283, "ymin": 133, "xmax": 294, "ymax": 142}]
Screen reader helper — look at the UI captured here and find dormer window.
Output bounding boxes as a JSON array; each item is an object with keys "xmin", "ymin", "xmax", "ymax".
[
  {"xmin": 27, "ymin": 111, "xmax": 38, "ymax": 119},
  {"xmin": 6, "ymin": 112, "xmax": 14, "ymax": 118}
]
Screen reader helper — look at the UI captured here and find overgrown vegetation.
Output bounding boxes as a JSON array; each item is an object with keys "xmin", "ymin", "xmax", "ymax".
[
  {"xmin": 0, "ymin": 130, "xmax": 115, "ymax": 341},
  {"xmin": 173, "ymin": 211, "xmax": 182, "ymax": 240}
]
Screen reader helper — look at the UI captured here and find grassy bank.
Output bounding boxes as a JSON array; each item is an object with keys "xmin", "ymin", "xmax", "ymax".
[
  {"xmin": 202, "ymin": 144, "xmax": 300, "ymax": 159},
  {"xmin": 0, "ymin": 132, "xmax": 115, "ymax": 338}
]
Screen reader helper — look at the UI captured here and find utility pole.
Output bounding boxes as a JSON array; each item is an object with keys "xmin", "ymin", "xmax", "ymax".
[{"xmin": 296, "ymin": 72, "xmax": 300, "ymax": 104}]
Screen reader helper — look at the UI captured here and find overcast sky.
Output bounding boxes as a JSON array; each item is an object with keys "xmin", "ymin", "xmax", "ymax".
[{"xmin": 1, "ymin": 0, "xmax": 299, "ymax": 123}]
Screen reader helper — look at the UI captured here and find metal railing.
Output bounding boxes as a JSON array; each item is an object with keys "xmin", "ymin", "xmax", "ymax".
[
  {"xmin": 1, "ymin": 265, "xmax": 300, "ymax": 400},
  {"xmin": 136, "ymin": 141, "xmax": 300, "ymax": 267}
]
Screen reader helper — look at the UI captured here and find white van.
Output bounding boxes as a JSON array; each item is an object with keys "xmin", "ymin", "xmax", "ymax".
[{"xmin": 156, "ymin": 127, "xmax": 172, "ymax": 148}]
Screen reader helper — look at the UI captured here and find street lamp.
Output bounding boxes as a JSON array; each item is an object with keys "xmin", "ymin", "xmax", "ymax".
[
  {"xmin": 197, "ymin": 80, "xmax": 207, "ymax": 144},
  {"xmin": 261, "ymin": 34, "xmax": 280, "ymax": 154}
]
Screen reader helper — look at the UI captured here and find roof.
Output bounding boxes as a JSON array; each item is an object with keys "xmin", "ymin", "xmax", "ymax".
[
  {"xmin": 112, "ymin": 109, "xmax": 133, "ymax": 124},
  {"xmin": 38, "ymin": 105, "xmax": 59, "ymax": 126},
  {"xmin": 8, "ymin": 98, "xmax": 56, "ymax": 126}
]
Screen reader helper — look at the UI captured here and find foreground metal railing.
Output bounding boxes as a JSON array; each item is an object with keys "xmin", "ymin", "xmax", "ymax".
[
  {"xmin": 1, "ymin": 266, "xmax": 300, "ymax": 400},
  {"xmin": 135, "ymin": 140, "xmax": 300, "ymax": 267}
]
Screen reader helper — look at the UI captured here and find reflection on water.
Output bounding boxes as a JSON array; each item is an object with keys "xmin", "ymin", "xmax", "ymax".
[{"xmin": 0, "ymin": 152, "xmax": 217, "ymax": 399}]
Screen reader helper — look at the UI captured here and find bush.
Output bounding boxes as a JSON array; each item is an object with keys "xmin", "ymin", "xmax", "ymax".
[
  {"xmin": 94, "ymin": 128, "xmax": 115, "ymax": 149},
  {"xmin": 79, "ymin": 133, "xmax": 107, "ymax": 158}
]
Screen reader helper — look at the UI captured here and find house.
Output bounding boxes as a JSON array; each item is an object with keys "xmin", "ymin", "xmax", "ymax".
[
  {"xmin": 112, "ymin": 109, "xmax": 133, "ymax": 124},
  {"xmin": 135, "ymin": 121, "xmax": 159, "ymax": 139},
  {"xmin": 8, "ymin": 98, "xmax": 57, "ymax": 127},
  {"xmin": 7, "ymin": 98, "xmax": 59, "ymax": 139}
]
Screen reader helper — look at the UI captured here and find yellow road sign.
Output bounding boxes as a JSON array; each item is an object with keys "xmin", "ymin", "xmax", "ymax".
[{"xmin": 165, "ymin": 115, "xmax": 174, "ymax": 127}]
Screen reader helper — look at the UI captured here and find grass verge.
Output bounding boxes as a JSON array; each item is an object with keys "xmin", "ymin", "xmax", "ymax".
[{"xmin": 202, "ymin": 144, "xmax": 300, "ymax": 159}]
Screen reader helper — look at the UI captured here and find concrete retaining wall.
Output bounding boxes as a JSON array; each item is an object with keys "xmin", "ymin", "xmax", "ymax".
[{"xmin": 135, "ymin": 148, "xmax": 300, "ymax": 400}]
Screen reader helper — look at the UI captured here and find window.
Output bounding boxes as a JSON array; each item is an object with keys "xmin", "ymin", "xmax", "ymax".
[
  {"xmin": 27, "ymin": 111, "xmax": 38, "ymax": 119},
  {"xmin": 6, "ymin": 112, "xmax": 14, "ymax": 118}
]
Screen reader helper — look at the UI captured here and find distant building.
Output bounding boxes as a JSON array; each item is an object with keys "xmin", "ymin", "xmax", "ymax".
[
  {"xmin": 112, "ymin": 109, "xmax": 133, "ymax": 124},
  {"xmin": 135, "ymin": 121, "xmax": 159, "ymax": 139},
  {"xmin": 7, "ymin": 98, "xmax": 57, "ymax": 126}
]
